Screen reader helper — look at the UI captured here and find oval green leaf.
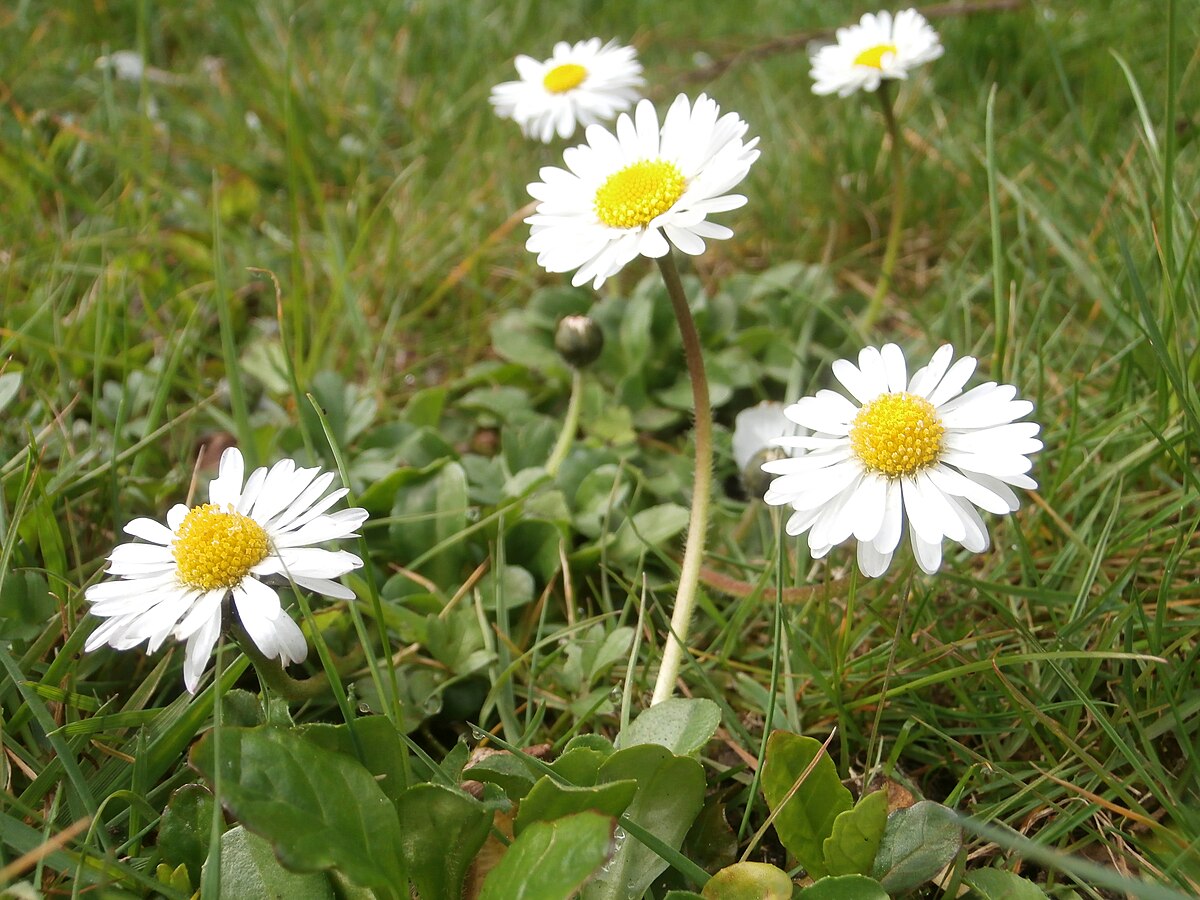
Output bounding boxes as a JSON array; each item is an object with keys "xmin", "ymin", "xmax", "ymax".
[
  {"xmin": 396, "ymin": 783, "xmax": 493, "ymax": 900},
  {"xmin": 870, "ymin": 801, "xmax": 962, "ymax": 894},
  {"xmin": 823, "ymin": 789, "xmax": 888, "ymax": 877},
  {"xmin": 797, "ymin": 873, "xmax": 888, "ymax": 899},
  {"xmin": 583, "ymin": 744, "xmax": 706, "ymax": 900},
  {"xmin": 761, "ymin": 732, "xmax": 853, "ymax": 878},
  {"xmin": 616, "ymin": 698, "xmax": 721, "ymax": 757},
  {"xmin": 190, "ymin": 726, "xmax": 405, "ymax": 892},
  {"xmin": 478, "ymin": 810, "xmax": 615, "ymax": 900},
  {"xmin": 701, "ymin": 861, "xmax": 793, "ymax": 899},
  {"xmin": 966, "ymin": 868, "xmax": 1050, "ymax": 898},
  {"xmin": 204, "ymin": 826, "xmax": 334, "ymax": 900},
  {"xmin": 515, "ymin": 777, "xmax": 638, "ymax": 836}
]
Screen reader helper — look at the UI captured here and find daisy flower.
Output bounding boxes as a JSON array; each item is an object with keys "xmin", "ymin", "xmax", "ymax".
[
  {"xmin": 525, "ymin": 93, "xmax": 760, "ymax": 289},
  {"xmin": 809, "ymin": 9, "xmax": 944, "ymax": 97},
  {"xmin": 763, "ymin": 344, "xmax": 1041, "ymax": 576},
  {"xmin": 84, "ymin": 448, "xmax": 367, "ymax": 693},
  {"xmin": 490, "ymin": 38, "xmax": 644, "ymax": 143}
]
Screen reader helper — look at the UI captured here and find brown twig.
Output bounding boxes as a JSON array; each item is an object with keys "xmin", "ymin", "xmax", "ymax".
[{"xmin": 684, "ymin": 0, "xmax": 1027, "ymax": 82}]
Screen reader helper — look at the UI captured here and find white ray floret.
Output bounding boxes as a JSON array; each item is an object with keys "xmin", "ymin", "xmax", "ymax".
[
  {"xmin": 85, "ymin": 447, "xmax": 368, "ymax": 693},
  {"xmin": 763, "ymin": 344, "xmax": 1041, "ymax": 576}
]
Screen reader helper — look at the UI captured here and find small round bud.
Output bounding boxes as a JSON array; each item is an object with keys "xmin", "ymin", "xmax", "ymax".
[
  {"xmin": 743, "ymin": 447, "xmax": 789, "ymax": 501},
  {"xmin": 554, "ymin": 315, "xmax": 604, "ymax": 369}
]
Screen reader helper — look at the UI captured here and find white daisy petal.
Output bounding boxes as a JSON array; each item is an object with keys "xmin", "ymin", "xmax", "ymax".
[
  {"xmin": 235, "ymin": 465, "xmax": 269, "ymax": 515},
  {"xmin": 857, "ymin": 541, "xmax": 894, "ymax": 578},
  {"xmin": 122, "ymin": 517, "xmax": 175, "ymax": 545},
  {"xmin": 949, "ymin": 495, "xmax": 990, "ymax": 553},
  {"xmin": 908, "ymin": 344, "xmax": 954, "ymax": 396},
  {"xmin": 183, "ymin": 614, "xmax": 222, "ymax": 694},
  {"xmin": 269, "ymin": 613, "xmax": 309, "ymax": 666},
  {"xmin": 831, "ymin": 358, "xmax": 874, "ymax": 404},
  {"xmin": 785, "ymin": 392, "xmax": 858, "ymax": 434},
  {"xmin": 928, "ymin": 356, "xmax": 978, "ymax": 406},
  {"xmin": 872, "ymin": 479, "xmax": 905, "ymax": 555},
  {"xmin": 292, "ymin": 575, "xmax": 357, "ymax": 600},
  {"xmin": 910, "ymin": 528, "xmax": 943, "ymax": 574},
  {"xmin": 209, "ymin": 447, "xmax": 245, "ymax": 508},
  {"xmin": 763, "ymin": 343, "xmax": 1040, "ymax": 577},
  {"xmin": 880, "ymin": 343, "xmax": 907, "ymax": 393}
]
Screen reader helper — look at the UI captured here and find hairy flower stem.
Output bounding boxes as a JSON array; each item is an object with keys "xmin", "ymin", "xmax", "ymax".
[
  {"xmin": 546, "ymin": 369, "xmax": 583, "ymax": 477},
  {"xmin": 231, "ymin": 616, "xmax": 352, "ymax": 702},
  {"xmin": 862, "ymin": 82, "xmax": 905, "ymax": 330},
  {"xmin": 651, "ymin": 252, "xmax": 714, "ymax": 706}
]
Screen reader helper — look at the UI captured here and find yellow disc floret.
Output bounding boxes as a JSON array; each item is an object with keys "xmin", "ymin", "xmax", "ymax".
[
  {"xmin": 173, "ymin": 503, "xmax": 270, "ymax": 592},
  {"xmin": 850, "ymin": 392, "xmax": 944, "ymax": 477},
  {"xmin": 543, "ymin": 63, "xmax": 588, "ymax": 94},
  {"xmin": 853, "ymin": 43, "xmax": 898, "ymax": 69},
  {"xmin": 594, "ymin": 159, "xmax": 686, "ymax": 229}
]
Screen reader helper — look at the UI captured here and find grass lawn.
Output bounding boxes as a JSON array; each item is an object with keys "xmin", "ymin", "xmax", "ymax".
[{"xmin": 1, "ymin": 0, "xmax": 1197, "ymax": 896}]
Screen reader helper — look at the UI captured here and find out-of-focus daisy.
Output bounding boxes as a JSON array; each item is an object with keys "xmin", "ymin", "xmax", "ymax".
[
  {"xmin": 732, "ymin": 402, "xmax": 797, "ymax": 499},
  {"xmin": 85, "ymin": 448, "xmax": 367, "ymax": 693},
  {"xmin": 490, "ymin": 38, "xmax": 644, "ymax": 143},
  {"xmin": 526, "ymin": 93, "xmax": 759, "ymax": 289},
  {"xmin": 763, "ymin": 344, "xmax": 1041, "ymax": 576},
  {"xmin": 809, "ymin": 9, "xmax": 943, "ymax": 97}
]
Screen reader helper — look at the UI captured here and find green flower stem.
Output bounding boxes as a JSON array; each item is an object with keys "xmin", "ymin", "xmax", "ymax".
[
  {"xmin": 651, "ymin": 251, "xmax": 714, "ymax": 706},
  {"xmin": 546, "ymin": 368, "xmax": 583, "ymax": 477},
  {"xmin": 862, "ymin": 82, "xmax": 906, "ymax": 330},
  {"xmin": 230, "ymin": 615, "xmax": 363, "ymax": 703}
]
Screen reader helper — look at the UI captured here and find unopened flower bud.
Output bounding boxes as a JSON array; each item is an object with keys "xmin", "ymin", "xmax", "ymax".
[
  {"xmin": 744, "ymin": 447, "xmax": 789, "ymax": 500},
  {"xmin": 554, "ymin": 315, "xmax": 604, "ymax": 369}
]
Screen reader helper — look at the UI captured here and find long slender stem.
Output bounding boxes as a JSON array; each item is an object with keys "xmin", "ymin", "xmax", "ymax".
[
  {"xmin": 651, "ymin": 252, "xmax": 714, "ymax": 706},
  {"xmin": 985, "ymin": 85, "xmax": 1008, "ymax": 382},
  {"xmin": 862, "ymin": 83, "xmax": 905, "ymax": 330},
  {"xmin": 546, "ymin": 368, "xmax": 583, "ymax": 476}
]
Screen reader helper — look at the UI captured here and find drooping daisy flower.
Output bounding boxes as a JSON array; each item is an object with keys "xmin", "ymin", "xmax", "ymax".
[
  {"xmin": 525, "ymin": 93, "xmax": 760, "ymax": 289},
  {"xmin": 84, "ymin": 448, "xmax": 367, "ymax": 693},
  {"xmin": 732, "ymin": 402, "xmax": 797, "ymax": 499},
  {"xmin": 763, "ymin": 344, "xmax": 1041, "ymax": 576},
  {"xmin": 490, "ymin": 38, "xmax": 644, "ymax": 143},
  {"xmin": 809, "ymin": 9, "xmax": 943, "ymax": 97}
]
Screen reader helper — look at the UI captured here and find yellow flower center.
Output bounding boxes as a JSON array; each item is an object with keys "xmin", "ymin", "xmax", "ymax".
[
  {"xmin": 850, "ymin": 392, "xmax": 944, "ymax": 477},
  {"xmin": 594, "ymin": 160, "xmax": 686, "ymax": 229},
  {"xmin": 543, "ymin": 63, "xmax": 588, "ymax": 94},
  {"xmin": 853, "ymin": 43, "xmax": 898, "ymax": 69},
  {"xmin": 173, "ymin": 503, "xmax": 270, "ymax": 592}
]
